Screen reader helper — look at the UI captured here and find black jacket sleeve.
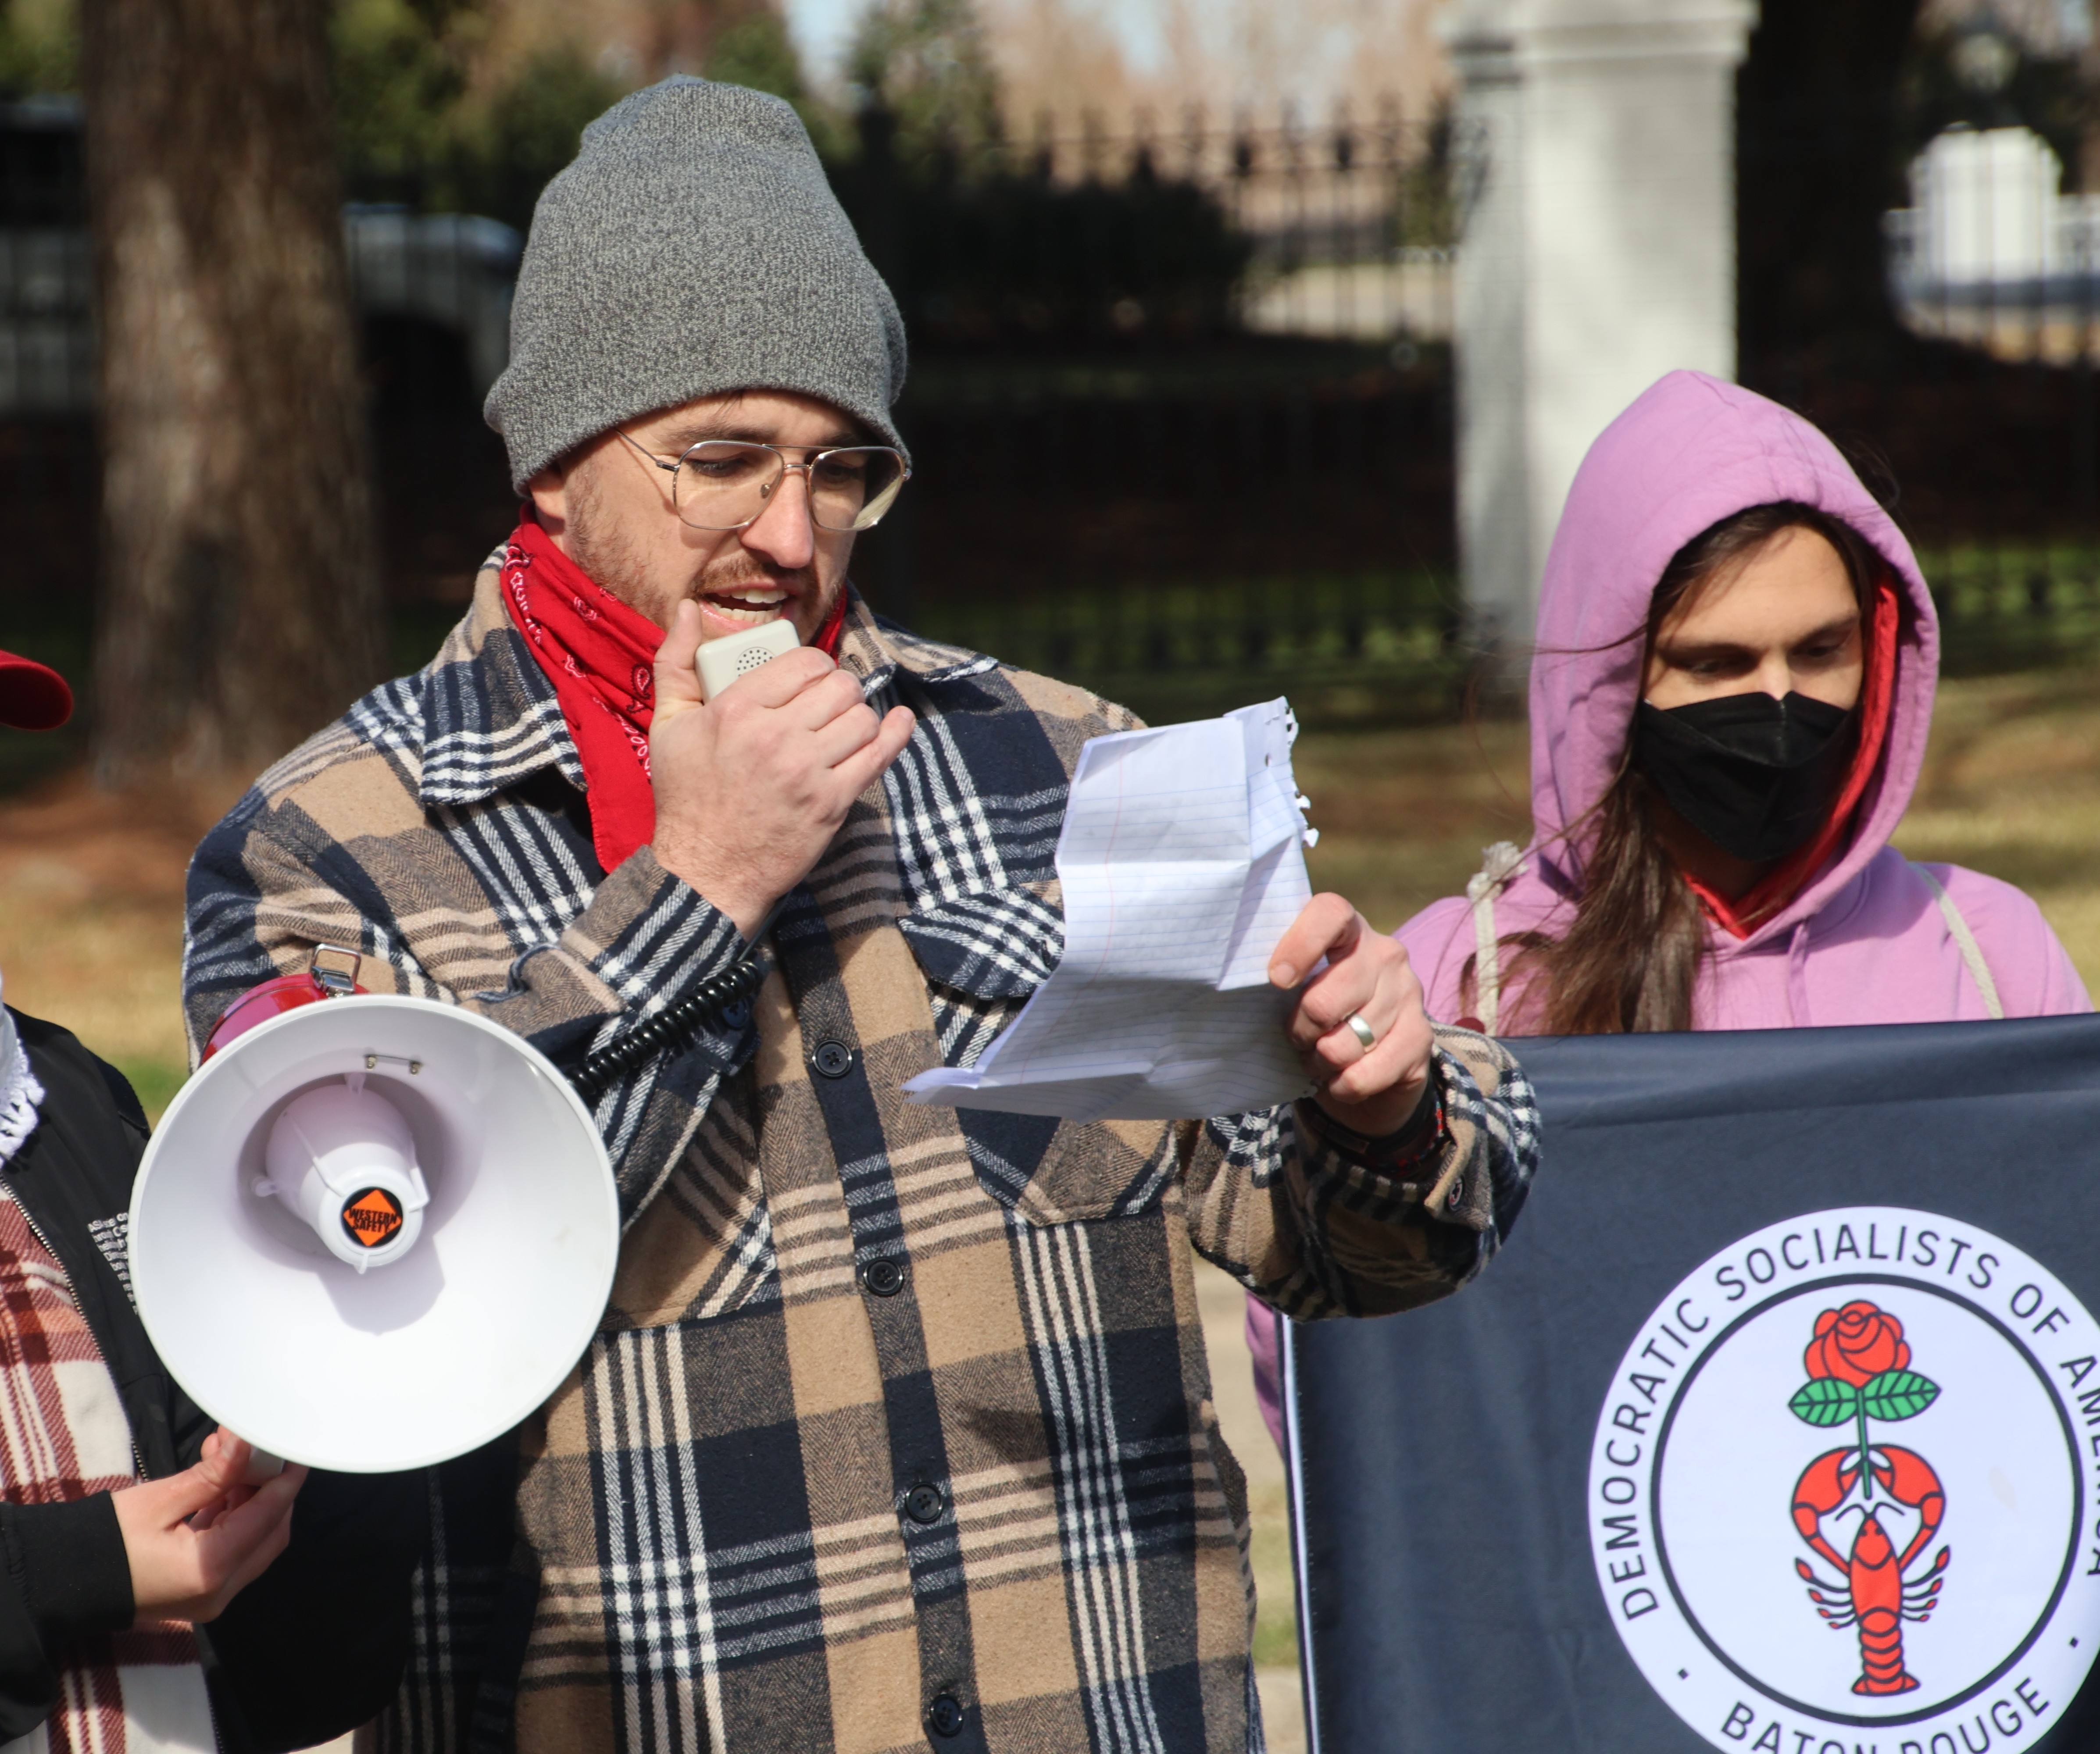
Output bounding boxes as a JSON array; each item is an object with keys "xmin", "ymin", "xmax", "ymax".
[
  {"xmin": 202, "ymin": 1468, "xmax": 428, "ymax": 1753},
  {"xmin": 0, "ymin": 1495, "xmax": 134, "ymax": 1736}
]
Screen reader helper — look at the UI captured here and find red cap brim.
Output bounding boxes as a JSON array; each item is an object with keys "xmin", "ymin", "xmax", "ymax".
[{"xmin": 0, "ymin": 652, "xmax": 72, "ymax": 732}]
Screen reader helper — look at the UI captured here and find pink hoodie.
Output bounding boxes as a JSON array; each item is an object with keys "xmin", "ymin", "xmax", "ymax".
[{"xmin": 1246, "ymin": 369, "xmax": 2090, "ymax": 1448}]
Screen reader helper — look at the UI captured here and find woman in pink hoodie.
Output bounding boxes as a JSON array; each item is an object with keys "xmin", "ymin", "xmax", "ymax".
[{"xmin": 1247, "ymin": 368, "xmax": 2090, "ymax": 1448}]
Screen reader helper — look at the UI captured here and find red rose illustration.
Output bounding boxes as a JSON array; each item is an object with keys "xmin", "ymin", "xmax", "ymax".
[{"xmin": 1803, "ymin": 1300, "xmax": 1911, "ymax": 1387}]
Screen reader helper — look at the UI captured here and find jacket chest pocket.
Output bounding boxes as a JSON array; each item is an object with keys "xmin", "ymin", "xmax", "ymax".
[{"xmin": 900, "ymin": 888, "xmax": 1179, "ymax": 1224}]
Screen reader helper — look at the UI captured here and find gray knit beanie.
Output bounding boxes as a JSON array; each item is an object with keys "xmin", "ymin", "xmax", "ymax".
[{"xmin": 485, "ymin": 78, "xmax": 907, "ymax": 491}]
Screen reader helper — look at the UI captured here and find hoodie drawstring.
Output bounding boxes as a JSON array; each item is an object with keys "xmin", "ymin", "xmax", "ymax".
[
  {"xmin": 1786, "ymin": 920, "xmax": 1813, "ymax": 1027},
  {"xmin": 1913, "ymin": 864, "xmax": 2004, "ymax": 1020},
  {"xmin": 1465, "ymin": 842, "xmax": 1528, "ymax": 1034}
]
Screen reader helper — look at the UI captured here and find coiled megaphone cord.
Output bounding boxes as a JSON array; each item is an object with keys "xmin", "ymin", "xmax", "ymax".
[{"xmin": 567, "ymin": 954, "xmax": 768, "ymax": 1102}]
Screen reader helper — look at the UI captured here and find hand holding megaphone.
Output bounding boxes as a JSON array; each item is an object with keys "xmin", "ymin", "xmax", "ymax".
[{"xmin": 112, "ymin": 1427, "xmax": 308, "ymax": 1624}]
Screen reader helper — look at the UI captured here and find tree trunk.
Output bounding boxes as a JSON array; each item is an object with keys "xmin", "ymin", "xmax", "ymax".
[
  {"xmin": 1736, "ymin": 0, "xmax": 1925, "ymax": 378},
  {"xmin": 81, "ymin": 0, "xmax": 382, "ymax": 785}
]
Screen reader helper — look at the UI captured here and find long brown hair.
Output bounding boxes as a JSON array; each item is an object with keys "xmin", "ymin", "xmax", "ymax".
[{"xmin": 1476, "ymin": 501, "xmax": 1889, "ymax": 1036}]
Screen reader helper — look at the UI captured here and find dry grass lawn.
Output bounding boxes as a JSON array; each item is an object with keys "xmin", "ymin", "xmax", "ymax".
[
  {"xmin": 0, "ymin": 770, "xmax": 243, "ymax": 1112},
  {"xmin": 6, "ymin": 666, "xmax": 2100, "ymax": 1751}
]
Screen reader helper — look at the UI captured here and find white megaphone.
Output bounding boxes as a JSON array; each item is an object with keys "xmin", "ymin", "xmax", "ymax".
[{"xmin": 130, "ymin": 948, "xmax": 619, "ymax": 1474}]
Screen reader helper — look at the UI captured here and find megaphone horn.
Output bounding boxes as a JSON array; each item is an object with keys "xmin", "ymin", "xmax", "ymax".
[{"xmin": 131, "ymin": 948, "xmax": 618, "ymax": 1474}]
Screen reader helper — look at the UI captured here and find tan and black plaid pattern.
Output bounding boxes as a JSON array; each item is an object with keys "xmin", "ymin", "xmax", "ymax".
[{"xmin": 184, "ymin": 563, "xmax": 1539, "ymax": 1753}]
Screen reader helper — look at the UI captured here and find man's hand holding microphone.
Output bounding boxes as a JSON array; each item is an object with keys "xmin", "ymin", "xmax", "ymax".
[{"xmin": 647, "ymin": 600, "xmax": 917, "ymax": 940}]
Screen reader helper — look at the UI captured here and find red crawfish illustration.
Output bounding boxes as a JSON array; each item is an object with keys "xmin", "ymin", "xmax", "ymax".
[{"xmin": 1788, "ymin": 1300, "xmax": 1951, "ymax": 1696}]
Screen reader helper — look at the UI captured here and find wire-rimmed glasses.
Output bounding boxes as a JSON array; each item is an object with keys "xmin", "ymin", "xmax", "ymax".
[{"xmin": 618, "ymin": 431, "xmax": 911, "ymax": 533}]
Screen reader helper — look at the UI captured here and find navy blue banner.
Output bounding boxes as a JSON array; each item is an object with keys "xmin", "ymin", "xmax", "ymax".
[{"xmin": 1286, "ymin": 1017, "xmax": 2100, "ymax": 1754}]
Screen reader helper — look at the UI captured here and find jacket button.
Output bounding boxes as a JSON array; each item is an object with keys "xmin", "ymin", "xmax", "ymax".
[
  {"xmin": 904, "ymin": 1483, "xmax": 945, "ymax": 1524},
  {"xmin": 811, "ymin": 1039, "xmax": 854, "ymax": 1078},
  {"xmin": 860, "ymin": 1257, "xmax": 906, "ymax": 1298},
  {"xmin": 926, "ymin": 1693, "xmax": 966, "ymax": 1737}
]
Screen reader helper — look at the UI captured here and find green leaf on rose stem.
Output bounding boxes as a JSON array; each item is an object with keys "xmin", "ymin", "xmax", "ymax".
[
  {"xmin": 1860, "ymin": 1369, "xmax": 1939, "ymax": 1422},
  {"xmin": 1789, "ymin": 1378, "xmax": 1860, "ymax": 1426}
]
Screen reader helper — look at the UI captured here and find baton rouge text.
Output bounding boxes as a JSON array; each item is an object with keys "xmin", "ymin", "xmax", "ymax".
[{"xmin": 1716, "ymin": 1676, "xmax": 2051, "ymax": 1753}]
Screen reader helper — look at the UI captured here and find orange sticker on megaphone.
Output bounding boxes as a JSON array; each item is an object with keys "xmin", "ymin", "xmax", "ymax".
[{"xmin": 340, "ymin": 1187, "xmax": 404, "ymax": 1248}]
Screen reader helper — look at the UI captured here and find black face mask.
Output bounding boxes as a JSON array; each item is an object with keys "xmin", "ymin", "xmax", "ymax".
[{"xmin": 1632, "ymin": 691, "xmax": 1860, "ymax": 864}]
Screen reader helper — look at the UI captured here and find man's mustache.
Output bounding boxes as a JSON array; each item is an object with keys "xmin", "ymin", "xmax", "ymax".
[{"xmin": 687, "ymin": 566, "xmax": 818, "ymax": 597}]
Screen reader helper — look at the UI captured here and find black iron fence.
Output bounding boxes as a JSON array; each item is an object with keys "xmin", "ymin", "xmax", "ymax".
[
  {"xmin": 896, "ymin": 546, "xmax": 2100, "ymax": 728},
  {"xmin": 18, "ymin": 90, "xmax": 2100, "ymax": 756},
  {"xmin": 833, "ymin": 103, "xmax": 1461, "ymax": 352},
  {"xmin": 905, "ymin": 568, "xmax": 1463, "ymax": 728},
  {"xmin": 828, "ymin": 103, "xmax": 1464, "ymax": 725},
  {"xmin": 1745, "ymin": 117, "xmax": 2100, "ymax": 680},
  {"xmin": 1920, "ymin": 539, "xmax": 2100, "ymax": 673}
]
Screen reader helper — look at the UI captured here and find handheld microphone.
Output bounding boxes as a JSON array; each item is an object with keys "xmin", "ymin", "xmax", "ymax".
[{"xmin": 696, "ymin": 620, "xmax": 800, "ymax": 702}]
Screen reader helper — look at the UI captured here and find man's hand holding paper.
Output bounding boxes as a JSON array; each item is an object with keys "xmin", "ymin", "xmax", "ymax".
[
  {"xmin": 904, "ymin": 697, "xmax": 1436, "ymax": 1127},
  {"xmin": 1271, "ymin": 891, "xmax": 1436, "ymax": 1137}
]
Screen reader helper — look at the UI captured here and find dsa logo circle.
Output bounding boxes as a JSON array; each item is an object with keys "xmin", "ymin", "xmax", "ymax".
[{"xmin": 1589, "ymin": 1208, "xmax": 2100, "ymax": 1753}]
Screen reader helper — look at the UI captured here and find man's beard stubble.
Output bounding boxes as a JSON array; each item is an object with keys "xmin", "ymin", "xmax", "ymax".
[{"xmin": 557, "ymin": 459, "xmax": 655, "ymax": 618}]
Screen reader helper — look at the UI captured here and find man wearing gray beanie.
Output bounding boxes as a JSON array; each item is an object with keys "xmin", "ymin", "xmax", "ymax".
[{"xmin": 182, "ymin": 77, "xmax": 1536, "ymax": 1754}]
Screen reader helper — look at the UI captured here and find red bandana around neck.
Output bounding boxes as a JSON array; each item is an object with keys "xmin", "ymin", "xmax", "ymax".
[
  {"xmin": 498, "ymin": 510, "xmax": 850, "ymax": 873},
  {"xmin": 500, "ymin": 514, "xmax": 661, "ymax": 872}
]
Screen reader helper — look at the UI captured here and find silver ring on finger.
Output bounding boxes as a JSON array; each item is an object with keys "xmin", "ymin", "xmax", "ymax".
[{"xmin": 1344, "ymin": 1012, "xmax": 1378, "ymax": 1055}]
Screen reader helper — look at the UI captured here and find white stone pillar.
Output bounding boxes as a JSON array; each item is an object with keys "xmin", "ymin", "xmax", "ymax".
[
  {"xmin": 1446, "ymin": 11, "xmax": 1530, "ymax": 656},
  {"xmin": 1444, "ymin": 0, "xmax": 1756, "ymax": 646}
]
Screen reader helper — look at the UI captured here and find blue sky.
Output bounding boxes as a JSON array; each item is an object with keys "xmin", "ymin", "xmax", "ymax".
[
  {"xmin": 779, "ymin": 0, "xmax": 857, "ymax": 82},
  {"xmin": 781, "ymin": 0, "xmax": 1171, "ymax": 88}
]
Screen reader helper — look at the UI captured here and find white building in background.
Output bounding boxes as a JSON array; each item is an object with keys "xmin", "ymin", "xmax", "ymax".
[
  {"xmin": 1908, "ymin": 125, "xmax": 2067, "ymax": 285},
  {"xmin": 1886, "ymin": 124, "xmax": 2100, "ymax": 360}
]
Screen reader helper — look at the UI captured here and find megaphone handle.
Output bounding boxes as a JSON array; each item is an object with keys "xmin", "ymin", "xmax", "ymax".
[{"xmin": 567, "ymin": 949, "xmax": 769, "ymax": 1100}]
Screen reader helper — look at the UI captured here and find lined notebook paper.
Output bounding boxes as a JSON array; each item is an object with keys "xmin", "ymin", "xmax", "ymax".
[{"xmin": 903, "ymin": 698, "xmax": 1317, "ymax": 1122}]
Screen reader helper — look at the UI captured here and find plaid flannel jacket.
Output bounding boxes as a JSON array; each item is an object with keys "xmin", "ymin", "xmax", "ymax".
[{"xmin": 183, "ymin": 564, "xmax": 1540, "ymax": 1754}]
